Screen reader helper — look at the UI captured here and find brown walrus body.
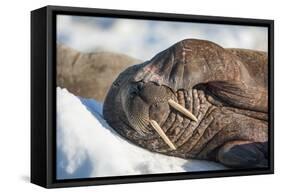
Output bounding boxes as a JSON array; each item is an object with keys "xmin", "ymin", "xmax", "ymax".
[
  {"xmin": 57, "ymin": 44, "xmax": 141, "ymax": 101},
  {"xmin": 103, "ymin": 39, "xmax": 268, "ymax": 168}
]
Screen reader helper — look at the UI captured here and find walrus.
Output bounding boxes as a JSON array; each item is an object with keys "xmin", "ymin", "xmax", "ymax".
[
  {"xmin": 103, "ymin": 39, "xmax": 268, "ymax": 168},
  {"xmin": 57, "ymin": 44, "xmax": 141, "ymax": 101}
]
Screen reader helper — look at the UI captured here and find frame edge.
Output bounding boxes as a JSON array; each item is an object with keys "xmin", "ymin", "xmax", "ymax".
[{"xmin": 31, "ymin": 6, "xmax": 48, "ymax": 188}]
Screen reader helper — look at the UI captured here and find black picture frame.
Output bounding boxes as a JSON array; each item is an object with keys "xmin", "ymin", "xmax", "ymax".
[{"xmin": 31, "ymin": 5, "xmax": 274, "ymax": 188}]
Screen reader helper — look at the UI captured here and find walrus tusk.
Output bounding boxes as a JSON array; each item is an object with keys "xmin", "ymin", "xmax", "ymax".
[
  {"xmin": 150, "ymin": 120, "xmax": 177, "ymax": 150},
  {"xmin": 168, "ymin": 99, "xmax": 198, "ymax": 122}
]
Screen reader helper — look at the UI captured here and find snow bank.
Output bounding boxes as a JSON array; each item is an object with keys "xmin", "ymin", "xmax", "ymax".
[{"xmin": 57, "ymin": 87, "xmax": 225, "ymax": 179}]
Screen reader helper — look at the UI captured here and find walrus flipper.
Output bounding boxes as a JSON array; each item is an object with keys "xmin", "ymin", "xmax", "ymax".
[
  {"xmin": 205, "ymin": 81, "xmax": 268, "ymax": 113},
  {"xmin": 217, "ymin": 141, "xmax": 268, "ymax": 168}
]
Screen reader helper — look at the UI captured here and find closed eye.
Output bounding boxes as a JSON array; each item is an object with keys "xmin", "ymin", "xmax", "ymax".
[
  {"xmin": 130, "ymin": 81, "xmax": 144, "ymax": 96},
  {"xmin": 136, "ymin": 81, "xmax": 144, "ymax": 91}
]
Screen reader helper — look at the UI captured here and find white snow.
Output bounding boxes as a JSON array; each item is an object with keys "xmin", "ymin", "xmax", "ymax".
[{"xmin": 57, "ymin": 87, "xmax": 226, "ymax": 179}]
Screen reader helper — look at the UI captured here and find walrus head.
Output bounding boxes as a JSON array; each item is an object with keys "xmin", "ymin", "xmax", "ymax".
[{"xmin": 103, "ymin": 39, "xmax": 268, "ymax": 154}]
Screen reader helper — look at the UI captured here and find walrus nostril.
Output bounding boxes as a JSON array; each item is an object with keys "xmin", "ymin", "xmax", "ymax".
[{"xmin": 149, "ymin": 102, "xmax": 170, "ymax": 126}]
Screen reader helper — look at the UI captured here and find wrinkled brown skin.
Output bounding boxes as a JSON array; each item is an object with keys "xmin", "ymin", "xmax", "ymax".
[{"xmin": 103, "ymin": 39, "xmax": 268, "ymax": 168}]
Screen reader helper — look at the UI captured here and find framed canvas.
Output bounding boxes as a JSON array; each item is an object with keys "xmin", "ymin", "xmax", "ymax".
[{"xmin": 31, "ymin": 5, "xmax": 274, "ymax": 188}]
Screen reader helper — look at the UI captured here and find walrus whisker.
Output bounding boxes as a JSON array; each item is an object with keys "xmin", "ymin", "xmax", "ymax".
[
  {"xmin": 168, "ymin": 99, "xmax": 198, "ymax": 122},
  {"xmin": 128, "ymin": 114, "xmax": 145, "ymax": 136},
  {"xmin": 150, "ymin": 120, "xmax": 177, "ymax": 150},
  {"xmin": 136, "ymin": 116, "xmax": 149, "ymax": 134}
]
